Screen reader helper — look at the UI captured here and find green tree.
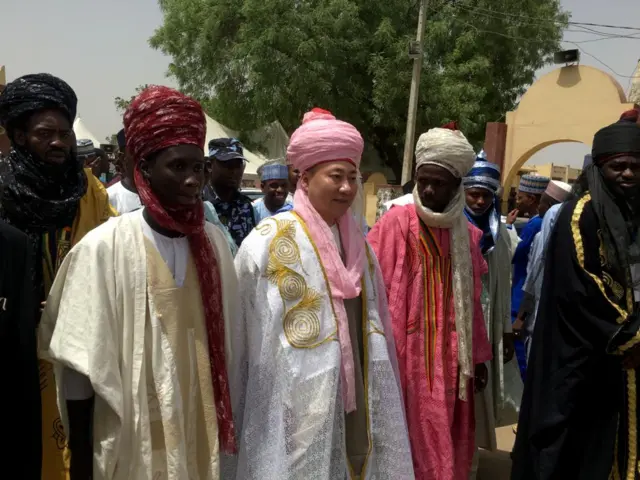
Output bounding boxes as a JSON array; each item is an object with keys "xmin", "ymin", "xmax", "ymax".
[
  {"xmin": 114, "ymin": 84, "xmax": 151, "ymax": 113},
  {"xmin": 150, "ymin": 0, "xmax": 567, "ymax": 180},
  {"xmin": 105, "ymin": 134, "xmax": 118, "ymax": 145}
]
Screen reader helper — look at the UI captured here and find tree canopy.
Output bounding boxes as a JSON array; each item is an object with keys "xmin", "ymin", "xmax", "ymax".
[
  {"xmin": 114, "ymin": 84, "xmax": 151, "ymax": 113},
  {"xmin": 149, "ymin": 0, "xmax": 567, "ymax": 179}
]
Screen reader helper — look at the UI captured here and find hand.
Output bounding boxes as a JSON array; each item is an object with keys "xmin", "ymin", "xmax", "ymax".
[
  {"xmin": 474, "ymin": 363, "xmax": 488, "ymax": 393},
  {"xmin": 623, "ymin": 344, "xmax": 640, "ymax": 370},
  {"xmin": 40, "ymin": 301, "xmax": 46, "ymax": 313},
  {"xmin": 507, "ymin": 209, "xmax": 519, "ymax": 225},
  {"xmin": 503, "ymin": 332, "xmax": 515, "ymax": 363},
  {"xmin": 512, "ymin": 316, "xmax": 525, "ymax": 341}
]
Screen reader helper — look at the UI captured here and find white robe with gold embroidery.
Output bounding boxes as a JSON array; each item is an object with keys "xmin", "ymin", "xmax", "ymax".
[
  {"xmin": 39, "ymin": 212, "xmax": 238, "ymax": 480},
  {"xmin": 225, "ymin": 211, "xmax": 414, "ymax": 479}
]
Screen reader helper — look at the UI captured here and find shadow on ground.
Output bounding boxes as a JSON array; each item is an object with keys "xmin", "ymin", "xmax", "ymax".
[{"xmin": 477, "ymin": 425, "xmax": 515, "ymax": 480}]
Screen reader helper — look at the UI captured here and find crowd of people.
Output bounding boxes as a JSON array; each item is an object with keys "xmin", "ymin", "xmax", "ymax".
[{"xmin": 1, "ymin": 71, "xmax": 640, "ymax": 480}]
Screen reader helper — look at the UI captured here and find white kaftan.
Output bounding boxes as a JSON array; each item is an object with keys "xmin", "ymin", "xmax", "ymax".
[
  {"xmin": 225, "ymin": 211, "xmax": 414, "ymax": 479},
  {"xmin": 39, "ymin": 210, "xmax": 238, "ymax": 480},
  {"xmin": 474, "ymin": 224, "xmax": 523, "ymax": 450}
]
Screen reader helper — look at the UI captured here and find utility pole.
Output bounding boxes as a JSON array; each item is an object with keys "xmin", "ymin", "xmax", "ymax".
[{"xmin": 400, "ymin": 0, "xmax": 429, "ymax": 185}]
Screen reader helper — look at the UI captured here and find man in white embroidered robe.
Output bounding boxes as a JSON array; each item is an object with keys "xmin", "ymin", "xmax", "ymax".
[
  {"xmin": 227, "ymin": 108, "xmax": 414, "ymax": 479},
  {"xmin": 39, "ymin": 87, "xmax": 238, "ymax": 479}
]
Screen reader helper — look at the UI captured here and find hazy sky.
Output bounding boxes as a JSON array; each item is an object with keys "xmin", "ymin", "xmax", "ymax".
[{"xmin": 2, "ymin": 0, "xmax": 639, "ymax": 168}]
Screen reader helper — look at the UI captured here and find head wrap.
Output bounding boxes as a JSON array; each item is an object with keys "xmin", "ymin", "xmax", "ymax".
[
  {"xmin": 412, "ymin": 123, "xmax": 476, "ymax": 401},
  {"xmin": 415, "ymin": 126, "xmax": 475, "ymax": 178},
  {"xmin": 287, "ymin": 108, "xmax": 363, "ymax": 174},
  {"xmin": 519, "ymin": 174, "xmax": 549, "ymax": 195},
  {"xmin": 260, "ymin": 163, "xmax": 289, "ymax": 182},
  {"xmin": 124, "ymin": 85, "xmax": 236, "ymax": 454},
  {"xmin": 544, "ymin": 180, "xmax": 572, "ymax": 202},
  {"xmin": 286, "ymin": 108, "xmax": 366, "ymax": 413},
  {"xmin": 76, "ymin": 139, "xmax": 95, "ymax": 159},
  {"xmin": 0, "ymin": 73, "xmax": 77, "ymax": 137},
  {"xmin": 592, "ymin": 120, "xmax": 640, "ymax": 164},
  {"xmin": 463, "ymin": 152, "xmax": 502, "ymax": 254},
  {"xmin": 582, "ymin": 118, "xmax": 640, "ymax": 286}
]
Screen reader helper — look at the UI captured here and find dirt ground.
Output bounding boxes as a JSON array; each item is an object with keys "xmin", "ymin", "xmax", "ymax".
[{"xmin": 477, "ymin": 426, "xmax": 516, "ymax": 480}]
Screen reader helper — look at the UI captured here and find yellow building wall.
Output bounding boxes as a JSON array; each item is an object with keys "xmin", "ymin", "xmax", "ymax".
[{"xmin": 503, "ymin": 65, "xmax": 633, "ymax": 198}]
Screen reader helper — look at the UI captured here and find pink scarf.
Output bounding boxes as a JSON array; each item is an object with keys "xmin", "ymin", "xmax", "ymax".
[
  {"xmin": 287, "ymin": 108, "xmax": 366, "ymax": 412},
  {"xmin": 293, "ymin": 188, "xmax": 365, "ymax": 412}
]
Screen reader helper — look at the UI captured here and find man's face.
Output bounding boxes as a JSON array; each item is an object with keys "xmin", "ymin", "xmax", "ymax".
[
  {"xmin": 261, "ymin": 178, "xmax": 289, "ymax": 208},
  {"xmin": 14, "ymin": 109, "xmax": 75, "ymax": 164},
  {"xmin": 288, "ymin": 164, "xmax": 300, "ymax": 193},
  {"xmin": 141, "ymin": 144, "xmax": 206, "ymax": 207},
  {"xmin": 601, "ymin": 155, "xmax": 640, "ymax": 199},
  {"xmin": 515, "ymin": 191, "xmax": 537, "ymax": 214},
  {"xmin": 537, "ymin": 193, "xmax": 555, "ymax": 218},
  {"xmin": 465, "ymin": 187, "xmax": 494, "ymax": 216},
  {"xmin": 211, "ymin": 157, "xmax": 245, "ymax": 190},
  {"xmin": 302, "ymin": 161, "xmax": 358, "ymax": 224},
  {"xmin": 416, "ymin": 164, "xmax": 460, "ymax": 213}
]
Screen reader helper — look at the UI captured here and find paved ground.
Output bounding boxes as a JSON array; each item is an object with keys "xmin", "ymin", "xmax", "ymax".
[{"xmin": 477, "ymin": 426, "xmax": 515, "ymax": 480}]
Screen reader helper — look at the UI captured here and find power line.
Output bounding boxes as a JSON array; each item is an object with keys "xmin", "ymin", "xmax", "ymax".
[
  {"xmin": 454, "ymin": 4, "xmax": 640, "ymax": 32},
  {"xmin": 450, "ymin": 18, "xmax": 638, "ymax": 80}
]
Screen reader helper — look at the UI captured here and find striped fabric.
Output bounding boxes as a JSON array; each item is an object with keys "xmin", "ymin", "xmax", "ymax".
[
  {"xmin": 417, "ymin": 221, "xmax": 452, "ymax": 390},
  {"xmin": 519, "ymin": 174, "xmax": 550, "ymax": 195},
  {"xmin": 462, "ymin": 153, "xmax": 501, "ymax": 194}
]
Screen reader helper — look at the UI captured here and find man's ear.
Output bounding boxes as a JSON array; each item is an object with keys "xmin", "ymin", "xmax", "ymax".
[{"xmin": 139, "ymin": 158, "xmax": 151, "ymax": 180}]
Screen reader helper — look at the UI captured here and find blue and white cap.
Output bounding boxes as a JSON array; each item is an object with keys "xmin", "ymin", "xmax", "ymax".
[
  {"xmin": 462, "ymin": 150, "xmax": 501, "ymax": 194},
  {"xmin": 519, "ymin": 174, "xmax": 550, "ymax": 195}
]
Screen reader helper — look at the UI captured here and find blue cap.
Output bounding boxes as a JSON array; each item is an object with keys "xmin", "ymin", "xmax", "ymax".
[{"xmin": 208, "ymin": 138, "xmax": 246, "ymax": 162}]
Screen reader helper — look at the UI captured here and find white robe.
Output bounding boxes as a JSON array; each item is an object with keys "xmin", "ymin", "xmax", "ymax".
[
  {"xmin": 39, "ymin": 211, "xmax": 238, "ymax": 480},
  {"xmin": 225, "ymin": 211, "xmax": 414, "ymax": 479},
  {"xmin": 475, "ymin": 224, "xmax": 523, "ymax": 450}
]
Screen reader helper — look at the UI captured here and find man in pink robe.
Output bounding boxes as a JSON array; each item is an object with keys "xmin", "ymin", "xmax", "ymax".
[{"xmin": 368, "ymin": 125, "xmax": 492, "ymax": 480}]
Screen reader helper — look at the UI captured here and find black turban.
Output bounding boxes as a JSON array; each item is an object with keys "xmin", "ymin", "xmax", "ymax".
[
  {"xmin": 0, "ymin": 73, "xmax": 77, "ymax": 136},
  {"xmin": 592, "ymin": 120, "xmax": 640, "ymax": 163}
]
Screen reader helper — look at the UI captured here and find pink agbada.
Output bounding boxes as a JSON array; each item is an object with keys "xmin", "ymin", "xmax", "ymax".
[{"xmin": 368, "ymin": 204, "xmax": 492, "ymax": 480}]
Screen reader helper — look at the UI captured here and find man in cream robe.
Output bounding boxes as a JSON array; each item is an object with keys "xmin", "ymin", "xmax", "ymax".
[
  {"xmin": 39, "ymin": 86, "xmax": 238, "ymax": 479},
  {"xmin": 227, "ymin": 108, "xmax": 414, "ymax": 479},
  {"xmin": 462, "ymin": 156, "xmax": 522, "ymax": 477}
]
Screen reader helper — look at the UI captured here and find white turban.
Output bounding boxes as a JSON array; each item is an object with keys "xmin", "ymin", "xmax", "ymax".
[{"xmin": 415, "ymin": 127, "xmax": 476, "ymax": 178}]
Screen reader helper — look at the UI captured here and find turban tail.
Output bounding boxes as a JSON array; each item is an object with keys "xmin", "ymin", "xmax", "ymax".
[
  {"xmin": 124, "ymin": 86, "xmax": 237, "ymax": 453},
  {"xmin": 0, "ymin": 73, "xmax": 77, "ymax": 134},
  {"xmin": 463, "ymin": 156, "xmax": 501, "ymax": 254},
  {"xmin": 287, "ymin": 108, "xmax": 365, "ymax": 413}
]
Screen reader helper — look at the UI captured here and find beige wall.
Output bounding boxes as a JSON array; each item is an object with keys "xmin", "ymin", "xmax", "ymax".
[{"xmin": 503, "ymin": 65, "xmax": 633, "ymax": 196}]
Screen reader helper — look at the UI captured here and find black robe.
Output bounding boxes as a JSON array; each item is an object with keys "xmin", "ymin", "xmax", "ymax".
[
  {"xmin": 512, "ymin": 194, "xmax": 640, "ymax": 480},
  {"xmin": 0, "ymin": 221, "xmax": 41, "ymax": 479}
]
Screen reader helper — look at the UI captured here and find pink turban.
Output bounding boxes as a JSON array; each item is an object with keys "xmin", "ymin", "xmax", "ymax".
[{"xmin": 287, "ymin": 108, "xmax": 364, "ymax": 172}]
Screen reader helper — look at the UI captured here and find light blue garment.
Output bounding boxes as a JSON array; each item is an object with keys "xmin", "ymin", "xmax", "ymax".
[
  {"xmin": 204, "ymin": 201, "xmax": 238, "ymax": 257},
  {"xmin": 523, "ymin": 202, "xmax": 564, "ymax": 350},
  {"xmin": 253, "ymin": 197, "xmax": 293, "ymax": 223}
]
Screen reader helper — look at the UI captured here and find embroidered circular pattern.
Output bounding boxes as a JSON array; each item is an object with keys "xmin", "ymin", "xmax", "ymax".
[
  {"xmin": 279, "ymin": 271, "xmax": 306, "ymax": 301},
  {"xmin": 284, "ymin": 307, "xmax": 321, "ymax": 347},
  {"xmin": 272, "ymin": 236, "xmax": 300, "ymax": 265}
]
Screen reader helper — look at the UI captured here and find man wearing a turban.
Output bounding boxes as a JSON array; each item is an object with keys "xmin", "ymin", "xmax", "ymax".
[
  {"xmin": 368, "ymin": 125, "xmax": 492, "ymax": 480},
  {"xmin": 39, "ymin": 86, "xmax": 238, "ymax": 479},
  {"xmin": 462, "ymin": 153, "xmax": 522, "ymax": 479},
  {"xmin": 512, "ymin": 118, "xmax": 640, "ymax": 479},
  {"xmin": 229, "ymin": 108, "xmax": 414, "ymax": 479},
  {"xmin": 0, "ymin": 73, "xmax": 115, "ymax": 480}
]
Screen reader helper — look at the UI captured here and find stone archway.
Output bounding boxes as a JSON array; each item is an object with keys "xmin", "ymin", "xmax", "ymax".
[{"xmin": 502, "ymin": 65, "xmax": 634, "ymax": 193}]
